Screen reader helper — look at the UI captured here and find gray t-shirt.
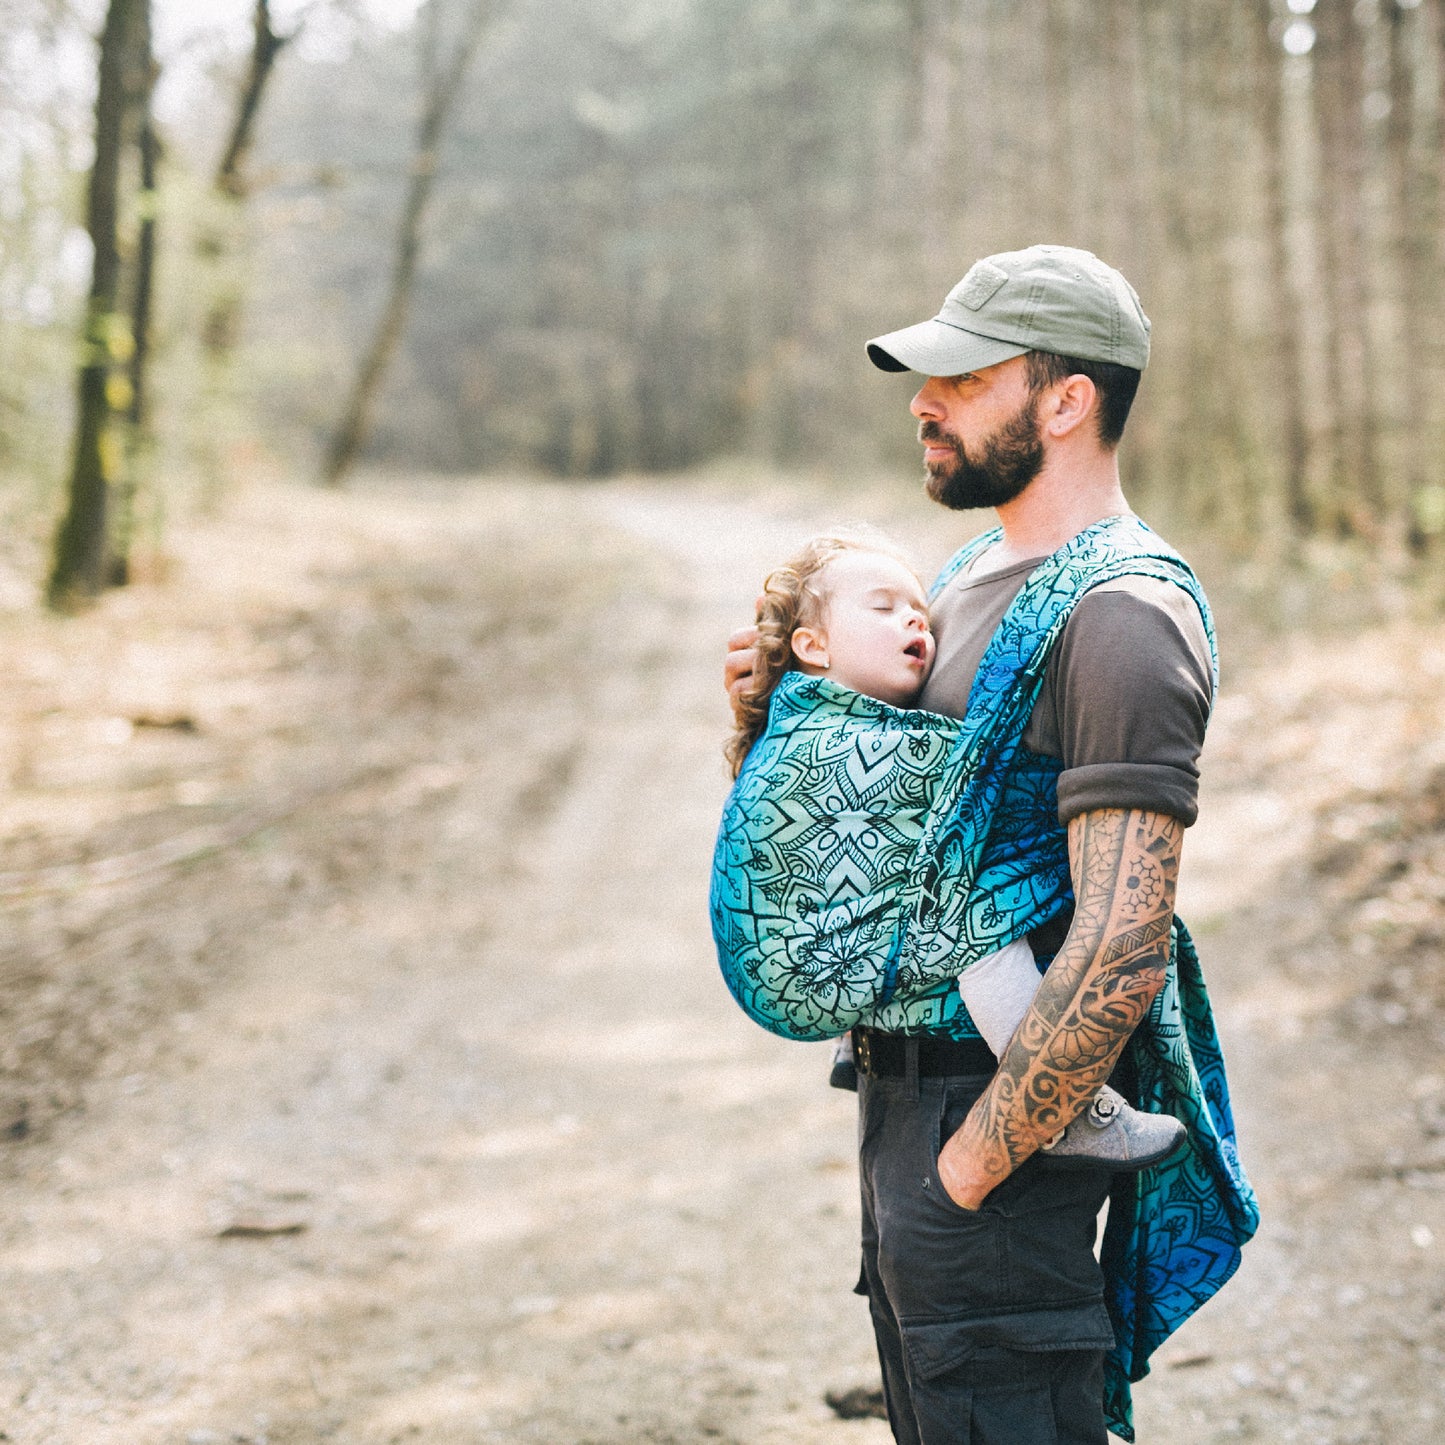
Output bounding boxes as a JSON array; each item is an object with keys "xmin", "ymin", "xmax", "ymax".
[{"xmin": 917, "ymin": 547, "xmax": 1213, "ymax": 827}]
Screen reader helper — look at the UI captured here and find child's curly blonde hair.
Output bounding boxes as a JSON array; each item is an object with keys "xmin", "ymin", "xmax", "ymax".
[{"xmin": 726, "ymin": 528, "xmax": 919, "ymax": 777}]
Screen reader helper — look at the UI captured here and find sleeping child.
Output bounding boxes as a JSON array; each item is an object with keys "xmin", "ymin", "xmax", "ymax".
[{"xmin": 711, "ymin": 528, "xmax": 1185, "ymax": 1170}]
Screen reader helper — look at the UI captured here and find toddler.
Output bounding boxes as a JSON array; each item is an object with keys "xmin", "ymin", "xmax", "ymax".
[{"xmin": 723, "ymin": 530, "xmax": 1184, "ymax": 1171}]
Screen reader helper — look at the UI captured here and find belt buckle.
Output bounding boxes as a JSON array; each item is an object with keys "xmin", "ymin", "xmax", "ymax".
[{"xmin": 855, "ymin": 1029, "xmax": 873, "ymax": 1076}]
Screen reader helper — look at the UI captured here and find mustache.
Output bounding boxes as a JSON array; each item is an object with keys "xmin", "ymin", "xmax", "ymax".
[{"xmin": 918, "ymin": 421, "xmax": 961, "ymax": 449}]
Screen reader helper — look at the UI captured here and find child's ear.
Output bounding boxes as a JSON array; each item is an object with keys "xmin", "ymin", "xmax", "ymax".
[{"xmin": 791, "ymin": 625, "xmax": 829, "ymax": 670}]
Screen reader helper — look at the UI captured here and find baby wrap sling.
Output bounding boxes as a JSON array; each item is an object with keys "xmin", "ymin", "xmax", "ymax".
[{"xmin": 710, "ymin": 514, "xmax": 1259, "ymax": 1441}]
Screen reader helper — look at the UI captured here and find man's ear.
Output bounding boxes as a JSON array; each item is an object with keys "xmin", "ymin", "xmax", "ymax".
[
  {"xmin": 791, "ymin": 625, "xmax": 829, "ymax": 670},
  {"xmin": 1043, "ymin": 374, "xmax": 1097, "ymax": 441}
]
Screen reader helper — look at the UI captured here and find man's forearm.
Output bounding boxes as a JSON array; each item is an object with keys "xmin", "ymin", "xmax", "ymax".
[{"xmin": 937, "ymin": 807, "xmax": 1182, "ymax": 1208}]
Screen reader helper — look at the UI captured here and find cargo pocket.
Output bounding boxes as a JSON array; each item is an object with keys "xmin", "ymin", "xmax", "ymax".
[
  {"xmin": 962, "ymin": 1350, "xmax": 1063, "ymax": 1445},
  {"xmin": 901, "ymin": 1304, "xmax": 1114, "ymax": 1379},
  {"xmin": 900, "ymin": 1315, "xmax": 978, "ymax": 1384},
  {"xmin": 898, "ymin": 1317, "xmax": 976, "ymax": 1444},
  {"xmin": 897, "ymin": 1321, "xmax": 1068, "ymax": 1445},
  {"xmin": 900, "ymin": 1317, "xmax": 1110, "ymax": 1445}
]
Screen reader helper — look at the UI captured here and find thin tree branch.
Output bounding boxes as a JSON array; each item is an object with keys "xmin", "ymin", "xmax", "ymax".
[
  {"xmin": 214, "ymin": 0, "xmax": 295, "ymax": 199},
  {"xmin": 321, "ymin": 0, "xmax": 493, "ymax": 487}
]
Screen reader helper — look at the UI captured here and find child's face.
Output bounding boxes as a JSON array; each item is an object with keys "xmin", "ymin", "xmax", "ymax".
[{"xmin": 798, "ymin": 551, "xmax": 935, "ymax": 707}]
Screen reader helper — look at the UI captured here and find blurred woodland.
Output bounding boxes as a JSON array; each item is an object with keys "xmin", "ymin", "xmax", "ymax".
[{"xmin": 4, "ymin": 0, "xmax": 1445, "ymax": 602}]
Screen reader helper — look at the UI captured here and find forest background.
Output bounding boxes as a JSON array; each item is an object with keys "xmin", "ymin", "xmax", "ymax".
[
  {"xmin": 6, "ymin": 0, "xmax": 1445, "ymax": 586},
  {"xmin": 4, "ymin": 2, "xmax": 1445, "ymax": 1442}
]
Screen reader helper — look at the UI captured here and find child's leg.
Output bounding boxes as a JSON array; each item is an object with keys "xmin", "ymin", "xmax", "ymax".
[
  {"xmin": 956, "ymin": 937, "xmax": 1039, "ymax": 1057},
  {"xmin": 958, "ymin": 938, "xmax": 1186, "ymax": 1172}
]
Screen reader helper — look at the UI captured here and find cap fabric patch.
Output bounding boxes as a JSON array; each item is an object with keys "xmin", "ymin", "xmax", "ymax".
[{"xmin": 954, "ymin": 261, "xmax": 1009, "ymax": 312}]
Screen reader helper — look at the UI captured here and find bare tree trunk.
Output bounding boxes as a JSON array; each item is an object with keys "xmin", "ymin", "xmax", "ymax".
[
  {"xmin": 909, "ymin": 0, "xmax": 955, "ymax": 272},
  {"xmin": 1036, "ymin": 0, "xmax": 1070, "ymax": 237},
  {"xmin": 1314, "ymin": 0, "xmax": 1378, "ymax": 535},
  {"xmin": 1383, "ymin": 0, "xmax": 1436, "ymax": 550},
  {"xmin": 1097, "ymin": 0, "xmax": 1145, "ymax": 268},
  {"xmin": 1410, "ymin": 0, "xmax": 1445, "ymax": 546},
  {"xmin": 216, "ymin": 0, "xmax": 291, "ymax": 201},
  {"xmin": 1194, "ymin": 0, "xmax": 1265, "ymax": 546},
  {"xmin": 321, "ymin": 0, "xmax": 493, "ymax": 488},
  {"xmin": 203, "ymin": 0, "xmax": 293, "ymax": 359},
  {"xmin": 48, "ymin": 0, "xmax": 139, "ymax": 609},
  {"xmin": 1253, "ymin": 0, "xmax": 1312, "ymax": 538},
  {"xmin": 1354, "ymin": 0, "xmax": 1402, "ymax": 547},
  {"xmin": 129, "ymin": 89, "xmax": 158, "ymax": 433},
  {"xmin": 1134, "ymin": 1, "xmax": 1196, "ymax": 522},
  {"xmin": 1274, "ymin": 13, "xmax": 1338, "ymax": 537},
  {"xmin": 189, "ymin": 1, "xmax": 300, "ymax": 505},
  {"xmin": 110, "ymin": 0, "xmax": 158, "ymax": 586}
]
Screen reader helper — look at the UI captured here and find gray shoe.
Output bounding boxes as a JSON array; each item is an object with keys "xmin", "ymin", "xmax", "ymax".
[{"xmin": 1038, "ymin": 1085, "xmax": 1187, "ymax": 1172}]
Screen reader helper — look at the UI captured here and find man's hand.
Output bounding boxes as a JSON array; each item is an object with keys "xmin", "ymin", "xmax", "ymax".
[
  {"xmin": 724, "ymin": 623, "xmax": 761, "ymax": 719},
  {"xmin": 937, "ymin": 806, "xmax": 1183, "ymax": 1210}
]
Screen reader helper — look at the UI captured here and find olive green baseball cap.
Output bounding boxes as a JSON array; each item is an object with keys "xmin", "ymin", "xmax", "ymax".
[{"xmin": 866, "ymin": 244, "xmax": 1151, "ymax": 376}]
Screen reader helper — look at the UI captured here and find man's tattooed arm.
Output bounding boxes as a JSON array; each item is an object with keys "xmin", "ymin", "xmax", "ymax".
[{"xmin": 936, "ymin": 806, "xmax": 1183, "ymax": 1210}]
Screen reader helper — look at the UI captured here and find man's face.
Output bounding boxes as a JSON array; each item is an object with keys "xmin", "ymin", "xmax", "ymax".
[{"xmin": 910, "ymin": 358, "xmax": 1046, "ymax": 512}]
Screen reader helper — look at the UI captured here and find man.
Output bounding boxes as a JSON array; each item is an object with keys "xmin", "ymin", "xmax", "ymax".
[{"xmin": 723, "ymin": 245, "xmax": 1255, "ymax": 1443}]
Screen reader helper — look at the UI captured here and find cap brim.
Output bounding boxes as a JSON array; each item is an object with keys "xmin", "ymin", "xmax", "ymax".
[{"xmin": 866, "ymin": 318, "xmax": 1028, "ymax": 376}]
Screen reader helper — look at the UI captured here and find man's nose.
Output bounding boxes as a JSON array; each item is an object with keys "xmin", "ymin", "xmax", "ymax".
[{"xmin": 910, "ymin": 380, "xmax": 944, "ymax": 420}]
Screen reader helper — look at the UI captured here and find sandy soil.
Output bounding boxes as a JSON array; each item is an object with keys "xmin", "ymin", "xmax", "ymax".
[{"xmin": 0, "ymin": 472, "xmax": 1442, "ymax": 1444}]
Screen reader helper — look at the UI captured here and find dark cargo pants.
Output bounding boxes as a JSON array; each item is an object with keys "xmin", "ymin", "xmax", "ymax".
[{"xmin": 857, "ymin": 1068, "xmax": 1116, "ymax": 1445}]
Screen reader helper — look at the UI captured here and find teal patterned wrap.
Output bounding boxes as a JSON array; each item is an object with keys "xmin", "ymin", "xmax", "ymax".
[{"xmin": 709, "ymin": 514, "xmax": 1259, "ymax": 1439}]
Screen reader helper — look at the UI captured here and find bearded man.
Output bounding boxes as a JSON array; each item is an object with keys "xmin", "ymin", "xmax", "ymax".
[{"xmin": 723, "ymin": 246, "xmax": 1256, "ymax": 1444}]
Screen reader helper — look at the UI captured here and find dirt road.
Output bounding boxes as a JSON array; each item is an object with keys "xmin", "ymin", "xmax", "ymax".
[{"xmin": 1, "ymin": 474, "xmax": 1442, "ymax": 1443}]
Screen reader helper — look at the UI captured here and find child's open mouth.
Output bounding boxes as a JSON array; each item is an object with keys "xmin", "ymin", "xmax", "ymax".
[{"xmin": 904, "ymin": 638, "xmax": 929, "ymax": 662}]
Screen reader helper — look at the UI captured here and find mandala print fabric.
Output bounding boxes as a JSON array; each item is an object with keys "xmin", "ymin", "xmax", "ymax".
[
  {"xmin": 710, "ymin": 514, "xmax": 1259, "ymax": 1440},
  {"xmin": 709, "ymin": 675, "xmax": 963, "ymax": 1040}
]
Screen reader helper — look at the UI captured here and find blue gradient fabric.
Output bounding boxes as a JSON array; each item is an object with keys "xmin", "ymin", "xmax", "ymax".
[{"xmin": 710, "ymin": 514, "xmax": 1258, "ymax": 1438}]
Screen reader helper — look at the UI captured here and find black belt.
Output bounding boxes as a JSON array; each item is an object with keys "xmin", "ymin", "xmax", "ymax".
[{"xmin": 851, "ymin": 1026, "xmax": 996, "ymax": 1078}]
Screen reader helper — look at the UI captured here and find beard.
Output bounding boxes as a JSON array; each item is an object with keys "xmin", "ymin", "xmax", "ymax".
[{"xmin": 920, "ymin": 393, "xmax": 1045, "ymax": 511}]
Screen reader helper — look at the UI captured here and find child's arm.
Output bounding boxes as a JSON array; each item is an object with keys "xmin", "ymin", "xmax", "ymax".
[{"xmin": 937, "ymin": 806, "xmax": 1182, "ymax": 1208}]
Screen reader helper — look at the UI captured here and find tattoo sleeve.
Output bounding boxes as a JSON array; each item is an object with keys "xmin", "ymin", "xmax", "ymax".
[{"xmin": 944, "ymin": 806, "xmax": 1182, "ymax": 1198}]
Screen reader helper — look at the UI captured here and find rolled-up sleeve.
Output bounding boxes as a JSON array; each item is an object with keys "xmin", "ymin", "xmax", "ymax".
[{"xmin": 1045, "ymin": 580, "xmax": 1213, "ymax": 827}]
